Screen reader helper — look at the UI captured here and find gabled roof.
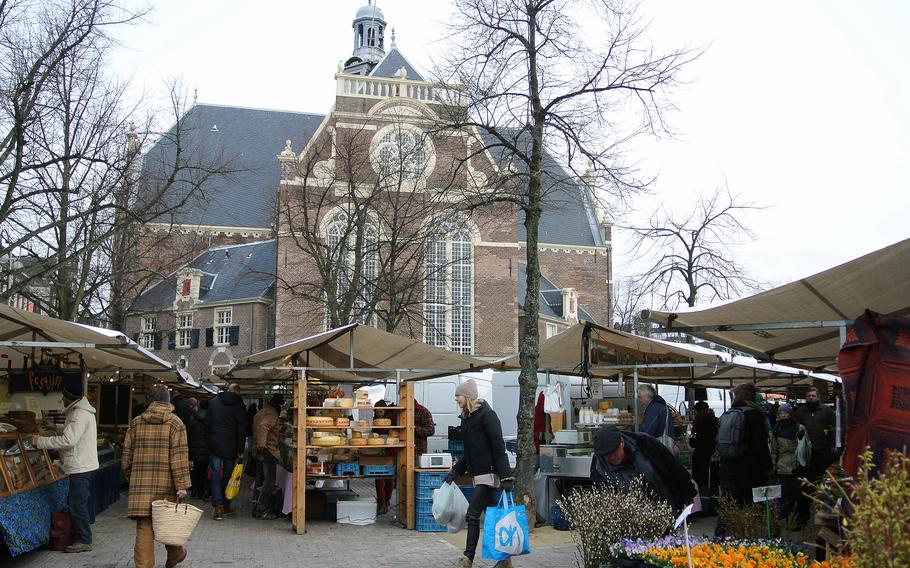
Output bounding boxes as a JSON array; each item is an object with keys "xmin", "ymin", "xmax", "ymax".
[
  {"xmin": 140, "ymin": 104, "xmax": 325, "ymax": 229},
  {"xmin": 480, "ymin": 130, "xmax": 605, "ymax": 247},
  {"xmin": 369, "ymin": 46, "xmax": 424, "ymax": 81},
  {"xmin": 517, "ymin": 262, "xmax": 595, "ymax": 322},
  {"xmin": 130, "ymin": 240, "xmax": 277, "ymax": 312}
]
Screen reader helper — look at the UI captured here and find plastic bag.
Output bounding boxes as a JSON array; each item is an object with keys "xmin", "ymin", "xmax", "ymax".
[
  {"xmin": 447, "ymin": 485, "xmax": 469, "ymax": 533},
  {"xmin": 796, "ymin": 432, "xmax": 812, "ymax": 468},
  {"xmin": 432, "ymin": 481, "xmax": 459, "ymax": 525},
  {"xmin": 543, "ymin": 384, "xmax": 563, "ymax": 413},
  {"xmin": 482, "ymin": 491, "xmax": 531, "ymax": 561},
  {"xmin": 224, "ymin": 463, "xmax": 244, "ymax": 501}
]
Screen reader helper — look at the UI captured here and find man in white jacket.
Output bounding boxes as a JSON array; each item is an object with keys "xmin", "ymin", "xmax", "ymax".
[{"xmin": 31, "ymin": 384, "xmax": 99, "ymax": 553}]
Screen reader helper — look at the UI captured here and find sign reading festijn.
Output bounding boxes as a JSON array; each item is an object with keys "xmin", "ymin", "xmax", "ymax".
[{"xmin": 8, "ymin": 366, "xmax": 83, "ymax": 395}]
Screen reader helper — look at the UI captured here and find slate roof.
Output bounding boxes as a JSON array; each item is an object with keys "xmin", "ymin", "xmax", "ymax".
[
  {"xmin": 479, "ymin": 130, "xmax": 604, "ymax": 247},
  {"xmin": 130, "ymin": 240, "xmax": 277, "ymax": 312},
  {"xmin": 517, "ymin": 262, "xmax": 596, "ymax": 323},
  {"xmin": 370, "ymin": 46, "xmax": 425, "ymax": 81},
  {"xmin": 140, "ymin": 104, "xmax": 324, "ymax": 229}
]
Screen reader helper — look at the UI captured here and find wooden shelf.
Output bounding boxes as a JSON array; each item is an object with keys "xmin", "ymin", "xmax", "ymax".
[
  {"xmin": 306, "ymin": 475, "xmax": 396, "ymax": 480},
  {"xmin": 305, "ymin": 406, "xmax": 405, "ymax": 411},
  {"xmin": 304, "ymin": 425, "xmax": 405, "ymax": 429},
  {"xmin": 305, "ymin": 444, "xmax": 406, "ymax": 450}
]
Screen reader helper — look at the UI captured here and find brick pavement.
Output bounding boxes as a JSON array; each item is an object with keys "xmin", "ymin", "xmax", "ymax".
[{"xmin": 7, "ymin": 484, "xmax": 580, "ymax": 568}]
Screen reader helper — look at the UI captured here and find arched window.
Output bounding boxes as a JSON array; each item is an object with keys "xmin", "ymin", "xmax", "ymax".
[
  {"xmin": 424, "ymin": 218, "xmax": 474, "ymax": 354},
  {"xmin": 325, "ymin": 209, "xmax": 378, "ymax": 329}
]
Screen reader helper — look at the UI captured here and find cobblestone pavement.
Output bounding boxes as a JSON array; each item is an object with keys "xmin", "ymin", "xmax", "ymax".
[{"xmin": 7, "ymin": 483, "xmax": 580, "ymax": 568}]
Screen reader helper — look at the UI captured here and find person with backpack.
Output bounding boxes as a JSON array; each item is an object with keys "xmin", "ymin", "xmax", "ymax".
[
  {"xmin": 770, "ymin": 403, "xmax": 809, "ymax": 524},
  {"xmin": 716, "ymin": 383, "xmax": 772, "ymax": 506}
]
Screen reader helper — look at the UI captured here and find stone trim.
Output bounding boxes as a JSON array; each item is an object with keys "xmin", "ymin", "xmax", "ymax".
[{"xmin": 144, "ymin": 223, "xmax": 272, "ymax": 238}]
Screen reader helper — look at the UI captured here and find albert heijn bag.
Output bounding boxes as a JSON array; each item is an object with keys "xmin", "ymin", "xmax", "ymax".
[{"xmin": 482, "ymin": 491, "xmax": 531, "ymax": 561}]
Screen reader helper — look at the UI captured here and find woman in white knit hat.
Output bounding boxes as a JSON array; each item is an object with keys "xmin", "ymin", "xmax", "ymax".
[{"xmin": 443, "ymin": 379, "xmax": 514, "ymax": 568}]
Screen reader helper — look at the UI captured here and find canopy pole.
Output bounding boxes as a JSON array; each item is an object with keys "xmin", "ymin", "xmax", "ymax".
[
  {"xmin": 633, "ymin": 367, "xmax": 640, "ymax": 432},
  {"xmin": 349, "ymin": 329, "xmax": 355, "ymax": 370}
]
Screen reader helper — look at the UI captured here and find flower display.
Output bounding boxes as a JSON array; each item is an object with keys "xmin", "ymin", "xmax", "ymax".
[{"xmin": 614, "ymin": 538, "xmax": 855, "ymax": 568}]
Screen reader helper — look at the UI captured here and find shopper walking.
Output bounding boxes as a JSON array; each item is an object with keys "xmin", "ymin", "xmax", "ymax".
[
  {"xmin": 795, "ymin": 387, "xmax": 836, "ymax": 483},
  {"xmin": 770, "ymin": 403, "xmax": 808, "ymax": 523},
  {"xmin": 690, "ymin": 401, "xmax": 718, "ymax": 512},
  {"xmin": 206, "ymin": 383, "xmax": 247, "ymax": 519},
  {"xmin": 31, "ymin": 384, "xmax": 99, "ymax": 553},
  {"xmin": 252, "ymin": 394, "xmax": 283, "ymax": 519},
  {"xmin": 187, "ymin": 399, "xmax": 210, "ymax": 500},
  {"xmin": 122, "ymin": 384, "xmax": 191, "ymax": 568},
  {"xmin": 443, "ymin": 379, "xmax": 514, "ymax": 568}
]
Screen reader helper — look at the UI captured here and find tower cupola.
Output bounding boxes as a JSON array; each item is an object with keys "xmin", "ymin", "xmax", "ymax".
[{"xmin": 348, "ymin": 1, "xmax": 386, "ymax": 73}]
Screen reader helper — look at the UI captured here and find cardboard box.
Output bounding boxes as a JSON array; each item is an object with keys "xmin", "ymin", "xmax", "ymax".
[
  {"xmin": 548, "ymin": 411, "xmax": 565, "ymax": 432},
  {"xmin": 359, "ymin": 455, "xmax": 394, "ymax": 466}
]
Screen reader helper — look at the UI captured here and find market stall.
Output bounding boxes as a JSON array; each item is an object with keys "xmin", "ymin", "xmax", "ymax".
[
  {"xmin": 225, "ymin": 323, "xmax": 487, "ymax": 534},
  {"xmin": 0, "ymin": 304, "xmax": 182, "ymax": 556}
]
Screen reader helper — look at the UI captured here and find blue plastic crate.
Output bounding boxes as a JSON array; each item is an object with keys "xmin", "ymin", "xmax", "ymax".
[
  {"xmin": 334, "ymin": 462, "xmax": 359, "ymax": 476},
  {"xmin": 448, "ymin": 440, "xmax": 464, "ymax": 452},
  {"xmin": 416, "ymin": 514, "xmax": 447, "ymax": 532},
  {"xmin": 417, "ymin": 484, "xmax": 437, "ymax": 500},
  {"xmin": 550, "ymin": 505, "xmax": 570, "ymax": 530},
  {"xmin": 416, "ymin": 498, "xmax": 434, "ymax": 516},
  {"xmin": 448, "ymin": 450, "xmax": 464, "ymax": 462},
  {"xmin": 416, "ymin": 471, "xmax": 447, "ymax": 487},
  {"xmin": 361, "ymin": 464, "xmax": 395, "ymax": 477}
]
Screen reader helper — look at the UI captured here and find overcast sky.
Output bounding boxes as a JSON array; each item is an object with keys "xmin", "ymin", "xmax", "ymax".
[{"xmin": 110, "ymin": 0, "xmax": 909, "ymax": 300}]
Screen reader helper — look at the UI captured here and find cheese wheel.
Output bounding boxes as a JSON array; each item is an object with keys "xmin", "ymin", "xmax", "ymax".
[
  {"xmin": 385, "ymin": 438, "xmax": 400, "ymax": 445},
  {"xmin": 367, "ymin": 437, "xmax": 385, "ymax": 446},
  {"xmin": 335, "ymin": 417, "xmax": 350, "ymax": 427},
  {"xmin": 357, "ymin": 419, "xmax": 370, "ymax": 428},
  {"xmin": 354, "ymin": 390, "xmax": 370, "ymax": 399},
  {"xmin": 351, "ymin": 430, "xmax": 363, "ymax": 439},
  {"xmin": 323, "ymin": 398, "xmax": 338, "ymax": 407},
  {"xmin": 306, "ymin": 416, "xmax": 334, "ymax": 427},
  {"xmin": 348, "ymin": 438, "xmax": 367, "ymax": 446},
  {"xmin": 338, "ymin": 398, "xmax": 354, "ymax": 409},
  {"xmin": 373, "ymin": 418, "xmax": 392, "ymax": 427},
  {"xmin": 310, "ymin": 435, "xmax": 343, "ymax": 446}
]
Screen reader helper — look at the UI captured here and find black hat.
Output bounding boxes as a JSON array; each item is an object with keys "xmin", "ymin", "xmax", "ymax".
[
  {"xmin": 61, "ymin": 384, "xmax": 84, "ymax": 400},
  {"xmin": 593, "ymin": 426, "xmax": 622, "ymax": 456},
  {"xmin": 269, "ymin": 394, "xmax": 285, "ymax": 408},
  {"xmin": 693, "ymin": 401, "xmax": 709, "ymax": 411}
]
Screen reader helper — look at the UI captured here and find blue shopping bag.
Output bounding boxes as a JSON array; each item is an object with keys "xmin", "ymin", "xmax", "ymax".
[{"xmin": 481, "ymin": 491, "xmax": 531, "ymax": 561}]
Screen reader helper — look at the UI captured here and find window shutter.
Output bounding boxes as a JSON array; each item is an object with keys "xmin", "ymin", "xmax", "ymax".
[
  {"xmin": 154, "ymin": 333, "xmax": 163, "ymax": 351},
  {"xmin": 131, "ymin": 332, "xmax": 140, "ymax": 343},
  {"xmin": 205, "ymin": 327, "xmax": 214, "ymax": 347},
  {"xmin": 167, "ymin": 332, "xmax": 176, "ymax": 350},
  {"xmin": 228, "ymin": 325, "xmax": 240, "ymax": 346},
  {"xmin": 190, "ymin": 328, "xmax": 200, "ymax": 348}
]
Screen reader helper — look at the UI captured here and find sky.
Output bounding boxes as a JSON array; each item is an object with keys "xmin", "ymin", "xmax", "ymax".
[{"xmin": 109, "ymin": 0, "xmax": 910, "ymax": 300}]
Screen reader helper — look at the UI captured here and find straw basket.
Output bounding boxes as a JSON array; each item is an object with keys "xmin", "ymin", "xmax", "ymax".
[{"xmin": 151, "ymin": 499, "xmax": 202, "ymax": 546}]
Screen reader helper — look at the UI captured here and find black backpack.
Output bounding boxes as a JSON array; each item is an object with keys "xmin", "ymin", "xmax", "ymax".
[{"xmin": 716, "ymin": 406, "xmax": 751, "ymax": 459}]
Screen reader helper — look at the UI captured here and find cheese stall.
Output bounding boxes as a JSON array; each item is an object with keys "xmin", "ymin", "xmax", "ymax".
[{"xmin": 225, "ymin": 323, "xmax": 487, "ymax": 534}]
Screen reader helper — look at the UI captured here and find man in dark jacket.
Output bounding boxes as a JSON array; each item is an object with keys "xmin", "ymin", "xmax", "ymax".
[
  {"xmin": 206, "ymin": 384, "xmax": 247, "ymax": 520},
  {"xmin": 718, "ymin": 383, "xmax": 772, "ymax": 505},
  {"xmin": 171, "ymin": 394, "xmax": 192, "ymax": 430},
  {"xmin": 188, "ymin": 399, "xmax": 210, "ymax": 500},
  {"xmin": 638, "ymin": 384, "xmax": 673, "ymax": 440},
  {"xmin": 795, "ymin": 387, "xmax": 836, "ymax": 483},
  {"xmin": 591, "ymin": 426, "xmax": 695, "ymax": 513},
  {"xmin": 690, "ymin": 401, "xmax": 718, "ymax": 506}
]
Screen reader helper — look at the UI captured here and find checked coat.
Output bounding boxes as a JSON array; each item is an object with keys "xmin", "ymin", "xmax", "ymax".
[{"xmin": 122, "ymin": 401, "xmax": 192, "ymax": 518}]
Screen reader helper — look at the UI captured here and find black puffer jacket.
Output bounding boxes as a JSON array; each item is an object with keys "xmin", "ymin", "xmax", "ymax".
[
  {"xmin": 188, "ymin": 409, "xmax": 209, "ymax": 462},
  {"xmin": 451, "ymin": 400, "xmax": 512, "ymax": 479},
  {"xmin": 206, "ymin": 392, "xmax": 247, "ymax": 459},
  {"xmin": 172, "ymin": 395, "xmax": 192, "ymax": 429}
]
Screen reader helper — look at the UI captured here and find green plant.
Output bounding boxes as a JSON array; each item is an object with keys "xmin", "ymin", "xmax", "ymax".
[{"xmin": 557, "ymin": 476, "xmax": 673, "ymax": 568}]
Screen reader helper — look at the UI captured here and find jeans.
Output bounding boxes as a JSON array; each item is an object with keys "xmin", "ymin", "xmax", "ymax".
[
  {"xmin": 68, "ymin": 471, "xmax": 94, "ymax": 544},
  {"xmin": 463, "ymin": 484, "xmax": 499, "ymax": 561},
  {"xmin": 254, "ymin": 452, "xmax": 277, "ymax": 515},
  {"xmin": 209, "ymin": 455, "xmax": 236, "ymax": 507}
]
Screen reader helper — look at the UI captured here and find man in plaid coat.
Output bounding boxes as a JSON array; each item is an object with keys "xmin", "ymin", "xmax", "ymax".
[{"xmin": 122, "ymin": 385, "xmax": 192, "ymax": 568}]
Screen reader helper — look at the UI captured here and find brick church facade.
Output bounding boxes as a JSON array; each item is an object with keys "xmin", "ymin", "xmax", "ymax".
[{"xmin": 125, "ymin": 3, "xmax": 613, "ymax": 380}]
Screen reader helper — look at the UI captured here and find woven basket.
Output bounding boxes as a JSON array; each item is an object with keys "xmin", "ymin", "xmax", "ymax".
[{"xmin": 151, "ymin": 499, "xmax": 202, "ymax": 546}]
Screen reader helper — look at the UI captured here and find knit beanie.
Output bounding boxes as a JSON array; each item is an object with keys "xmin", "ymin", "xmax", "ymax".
[
  {"xmin": 594, "ymin": 426, "xmax": 622, "ymax": 456},
  {"xmin": 778, "ymin": 403, "xmax": 794, "ymax": 415},
  {"xmin": 455, "ymin": 379, "xmax": 478, "ymax": 399},
  {"xmin": 61, "ymin": 383, "xmax": 84, "ymax": 401}
]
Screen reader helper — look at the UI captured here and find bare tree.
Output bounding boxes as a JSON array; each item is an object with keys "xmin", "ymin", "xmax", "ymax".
[
  {"xmin": 435, "ymin": 0, "xmax": 698, "ymax": 509},
  {"xmin": 1, "ymin": 0, "xmax": 234, "ymax": 326},
  {"xmin": 625, "ymin": 187, "xmax": 764, "ymax": 310},
  {"xmin": 611, "ymin": 276, "xmax": 652, "ymax": 335}
]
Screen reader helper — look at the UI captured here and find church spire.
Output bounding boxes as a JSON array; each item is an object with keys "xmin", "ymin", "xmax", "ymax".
[{"xmin": 347, "ymin": 1, "xmax": 386, "ymax": 75}]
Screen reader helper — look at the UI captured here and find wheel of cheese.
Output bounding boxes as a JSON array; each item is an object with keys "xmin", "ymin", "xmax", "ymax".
[
  {"xmin": 367, "ymin": 437, "xmax": 386, "ymax": 446},
  {"xmin": 306, "ymin": 416, "xmax": 334, "ymax": 427},
  {"xmin": 338, "ymin": 398, "xmax": 354, "ymax": 409},
  {"xmin": 335, "ymin": 417, "xmax": 350, "ymax": 427},
  {"xmin": 310, "ymin": 435, "xmax": 343, "ymax": 446},
  {"xmin": 357, "ymin": 419, "xmax": 371, "ymax": 428},
  {"xmin": 354, "ymin": 390, "xmax": 370, "ymax": 399},
  {"xmin": 349, "ymin": 438, "xmax": 367, "ymax": 446},
  {"xmin": 385, "ymin": 438, "xmax": 400, "ymax": 445},
  {"xmin": 323, "ymin": 398, "xmax": 338, "ymax": 407},
  {"xmin": 351, "ymin": 430, "xmax": 363, "ymax": 439},
  {"xmin": 373, "ymin": 418, "xmax": 392, "ymax": 427}
]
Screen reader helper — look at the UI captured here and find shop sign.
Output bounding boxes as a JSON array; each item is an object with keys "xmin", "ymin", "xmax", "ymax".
[{"xmin": 8, "ymin": 366, "xmax": 83, "ymax": 395}]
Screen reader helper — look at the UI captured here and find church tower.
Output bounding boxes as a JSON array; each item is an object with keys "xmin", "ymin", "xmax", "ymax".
[{"xmin": 344, "ymin": 1, "xmax": 386, "ymax": 75}]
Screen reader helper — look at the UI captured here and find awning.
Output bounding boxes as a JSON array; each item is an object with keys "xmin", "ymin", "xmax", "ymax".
[
  {"xmin": 0, "ymin": 304, "xmax": 176, "ymax": 376},
  {"xmin": 643, "ymin": 238, "xmax": 910, "ymax": 370},
  {"xmin": 226, "ymin": 323, "xmax": 489, "ymax": 383},
  {"xmin": 496, "ymin": 321, "xmax": 837, "ymax": 392}
]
